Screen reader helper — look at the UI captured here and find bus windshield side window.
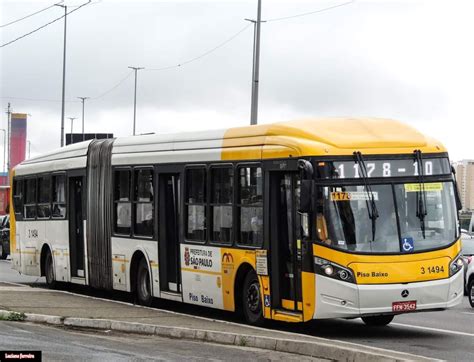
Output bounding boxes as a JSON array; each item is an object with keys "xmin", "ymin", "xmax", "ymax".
[
  {"xmin": 114, "ymin": 169, "xmax": 131, "ymax": 235},
  {"xmin": 134, "ymin": 168, "xmax": 154, "ymax": 237},
  {"xmin": 210, "ymin": 166, "xmax": 233, "ymax": 244},
  {"xmin": 237, "ymin": 166, "xmax": 263, "ymax": 247},
  {"xmin": 24, "ymin": 178, "xmax": 37, "ymax": 219},
  {"xmin": 13, "ymin": 178, "xmax": 23, "ymax": 218},
  {"xmin": 52, "ymin": 175, "xmax": 66, "ymax": 218},
  {"xmin": 185, "ymin": 167, "xmax": 206, "ymax": 242},
  {"xmin": 37, "ymin": 176, "xmax": 51, "ymax": 219}
]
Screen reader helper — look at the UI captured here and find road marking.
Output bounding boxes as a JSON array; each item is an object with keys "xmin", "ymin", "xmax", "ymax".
[
  {"xmin": 461, "ymin": 312, "xmax": 474, "ymax": 316},
  {"xmin": 392, "ymin": 323, "xmax": 474, "ymax": 337}
]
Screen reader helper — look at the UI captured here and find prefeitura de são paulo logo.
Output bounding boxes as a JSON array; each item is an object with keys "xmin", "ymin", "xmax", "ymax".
[{"xmin": 184, "ymin": 247, "xmax": 190, "ymax": 266}]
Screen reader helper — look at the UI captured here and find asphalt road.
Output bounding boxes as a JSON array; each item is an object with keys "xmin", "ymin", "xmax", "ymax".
[
  {"xmin": 2, "ymin": 259, "xmax": 473, "ymax": 361},
  {"xmin": 0, "ymin": 321, "xmax": 319, "ymax": 361}
]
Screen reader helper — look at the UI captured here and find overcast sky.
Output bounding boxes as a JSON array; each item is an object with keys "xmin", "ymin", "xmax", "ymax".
[{"xmin": 1, "ymin": 0, "xmax": 473, "ymax": 161}]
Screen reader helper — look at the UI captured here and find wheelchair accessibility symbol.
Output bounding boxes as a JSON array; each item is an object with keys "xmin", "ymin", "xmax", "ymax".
[{"xmin": 402, "ymin": 237, "xmax": 414, "ymax": 252}]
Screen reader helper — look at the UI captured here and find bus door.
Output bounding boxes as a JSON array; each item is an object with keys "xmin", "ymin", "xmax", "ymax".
[
  {"xmin": 68, "ymin": 174, "xmax": 85, "ymax": 278},
  {"xmin": 157, "ymin": 171, "xmax": 181, "ymax": 294},
  {"xmin": 269, "ymin": 172, "xmax": 302, "ymax": 312}
]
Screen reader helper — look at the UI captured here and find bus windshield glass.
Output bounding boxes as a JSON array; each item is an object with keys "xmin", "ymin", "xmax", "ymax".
[{"xmin": 318, "ymin": 182, "xmax": 458, "ymax": 253}]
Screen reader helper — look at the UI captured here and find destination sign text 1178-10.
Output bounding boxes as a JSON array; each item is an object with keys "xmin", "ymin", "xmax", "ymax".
[{"xmin": 329, "ymin": 158, "xmax": 450, "ymax": 179}]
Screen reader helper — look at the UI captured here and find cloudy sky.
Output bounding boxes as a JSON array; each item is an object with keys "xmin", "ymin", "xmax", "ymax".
[{"xmin": 1, "ymin": 0, "xmax": 473, "ymax": 161}]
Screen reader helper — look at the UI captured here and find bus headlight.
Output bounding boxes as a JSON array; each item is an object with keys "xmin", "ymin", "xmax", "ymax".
[
  {"xmin": 314, "ymin": 257, "xmax": 355, "ymax": 283},
  {"xmin": 449, "ymin": 254, "xmax": 464, "ymax": 277}
]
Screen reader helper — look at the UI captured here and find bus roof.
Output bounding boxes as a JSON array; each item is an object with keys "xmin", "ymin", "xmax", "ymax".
[
  {"xmin": 220, "ymin": 118, "xmax": 445, "ymax": 156},
  {"xmin": 15, "ymin": 118, "xmax": 447, "ymax": 174}
]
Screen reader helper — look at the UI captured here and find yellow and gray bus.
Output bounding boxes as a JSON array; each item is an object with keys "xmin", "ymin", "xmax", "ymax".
[{"xmin": 10, "ymin": 118, "xmax": 464, "ymax": 326}]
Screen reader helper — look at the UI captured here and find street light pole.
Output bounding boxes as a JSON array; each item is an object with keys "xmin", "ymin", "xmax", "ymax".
[
  {"xmin": 128, "ymin": 66, "xmax": 144, "ymax": 136},
  {"xmin": 27, "ymin": 141, "xmax": 31, "ymax": 159},
  {"xmin": 246, "ymin": 0, "xmax": 263, "ymax": 125},
  {"xmin": 56, "ymin": 3, "xmax": 67, "ymax": 147},
  {"xmin": 78, "ymin": 97, "xmax": 89, "ymax": 141},
  {"xmin": 68, "ymin": 117, "xmax": 76, "ymax": 144}
]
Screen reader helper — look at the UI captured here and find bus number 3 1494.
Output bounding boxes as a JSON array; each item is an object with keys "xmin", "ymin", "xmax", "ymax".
[
  {"xmin": 420, "ymin": 265, "xmax": 444, "ymax": 274},
  {"xmin": 28, "ymin": 229, "xmax": 38, "ymax": 238}
]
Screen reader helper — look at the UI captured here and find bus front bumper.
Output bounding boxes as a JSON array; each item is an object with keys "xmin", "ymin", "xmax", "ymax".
[{"xmin": 313, "ymin": 270, "xmax": 463, "ymax": 319}]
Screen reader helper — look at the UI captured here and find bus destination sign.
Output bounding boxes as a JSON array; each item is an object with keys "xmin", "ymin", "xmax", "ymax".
[{"xmin": 328, "ymin": 158, "xmax": 450, "ymax": 179}]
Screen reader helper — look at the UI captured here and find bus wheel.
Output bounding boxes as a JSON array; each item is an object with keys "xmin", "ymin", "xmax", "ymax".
[
  {"xmin": 242, "ymin": 270, "xmax": 264, "ymax": 326},
  {"xmin": 468, "ymin": 280, "xmax": 474, "ymax": 308},
  {"xmin": 361, "ymin": 315, "xmax": 394, "ymax": 326},
  {"xmin": 136, "ymin": 258, "xmax": 152, "ymax": 307},
  {"xmin": 44, "ymin": 251, "xmax": 57, "ymax": 289}
]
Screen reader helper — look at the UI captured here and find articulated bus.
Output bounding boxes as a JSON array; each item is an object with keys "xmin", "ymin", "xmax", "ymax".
[{"xmin": 10, "ymin": 118, "xmax": 464, "ymax": 326}]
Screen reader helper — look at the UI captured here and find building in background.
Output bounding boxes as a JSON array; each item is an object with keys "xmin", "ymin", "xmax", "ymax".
[
  {"xmin": 454, "ymin": 160, "xmax": 474, "ymax": 211},
  {"xmin": 65, "ymin": 133, "xmax": 113, "ymax": 145}
]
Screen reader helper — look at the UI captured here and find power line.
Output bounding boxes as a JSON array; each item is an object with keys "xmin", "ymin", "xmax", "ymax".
[
  {"xmin": 90, "ymin": 71, "xmax": 134, "ymax": 100},
  {"xmin": 3, "ymin": 1, "xmax": 349, "ymax": 103},
  {"xmin": 146, "ymin": 23, "xmax": 252, "ymax": 71},
  {"xmin": 0, "ymin": 1, "xmax": 63, "ymax": 28},
  {"xmin": 0, "ymin": 0, "xmax": 92, "ymax": 49},
  {"xmin": 265, "ymin": 0, "xmax": 354, "ymax": 22}
]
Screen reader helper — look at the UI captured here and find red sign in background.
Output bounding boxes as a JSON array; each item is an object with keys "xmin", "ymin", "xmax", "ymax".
[{"xmin": 10, "ymin": 113, "xmax": 27, "ymax": 170}]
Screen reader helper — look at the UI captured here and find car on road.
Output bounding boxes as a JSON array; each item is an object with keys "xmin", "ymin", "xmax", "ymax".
[
  {"xmin": 0, "ymin": 214, "xmax": 10, "ymax": 259},
  {"xmin": 466, "ymin": 261, "xmax": 474, "ymax": 307},
  {"xmin": 462, "ymin": 234, "xmax": 474, "ymax": 307},
  {"xmin": 462, "ymin": 234, "xmax": 474, "ymax": 291}
]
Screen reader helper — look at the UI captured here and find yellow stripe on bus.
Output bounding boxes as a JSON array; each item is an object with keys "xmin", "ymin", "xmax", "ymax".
[{"xmin": 181, "ymin": 267, "xmax": 221, "ymax": 276}]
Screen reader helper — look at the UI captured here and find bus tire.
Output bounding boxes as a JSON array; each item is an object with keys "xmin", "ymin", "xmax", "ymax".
[
  {"xmin": 468, "ymin": 279, "xmax": 474, "ymax": 308},
  {"xmin": 44, "ymin": 251, "xmax": 57, "ymax": 289},
  {"xmin": 361, "ymin": 315, "xmax": 394, "ymax": 326},
  {"xmin": 136, "ymin": 258, "xmax": 152, "ymax": 307},
  {"xmin": 242, "ymin": 270, "xmax": 264, "ymax": 326}
]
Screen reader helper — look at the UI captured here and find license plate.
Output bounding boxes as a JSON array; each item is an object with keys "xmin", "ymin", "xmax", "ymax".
[{"xmin": 392, "ymin": 300, "xmax": 417, "ymax": 312}]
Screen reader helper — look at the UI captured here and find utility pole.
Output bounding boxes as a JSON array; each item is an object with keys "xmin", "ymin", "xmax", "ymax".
[
  {"xmin": 78, "ymin": 97, "xmax": 89, "ymax": 141},
  {"xmin": 56, "ymin": 3, "xmax": 67, "ymax": 147},
  {"xmin": 68, "ymin": 117, "xmax": 76, "ymax": 144},
  {"xmin": 128, "ymin": 66, "xmax": 144, "ymax": 136},
  {"xmin": 246, "ymin": 0, "xmax": 263, "ymax": 125}
]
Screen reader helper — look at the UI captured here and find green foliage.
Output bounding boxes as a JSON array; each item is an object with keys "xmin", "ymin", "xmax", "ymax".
[{"xmin": 0, "ymin": 311, "xmax": 26, "ymax": 321}]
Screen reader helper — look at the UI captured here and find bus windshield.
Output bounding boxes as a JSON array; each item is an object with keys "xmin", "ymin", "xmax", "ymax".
[{"xmin": 318, "ymin": 181, "xmax": 459, "ymax": 253}]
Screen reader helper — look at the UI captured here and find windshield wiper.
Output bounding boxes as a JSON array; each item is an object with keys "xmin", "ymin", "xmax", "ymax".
[
  {"xmin": 414, "ymin": 150, "xmax": 427, "ymax": 239},
  {"xmin": 354, "ymin": 151, "xmax": 379, "ymax": 241}
]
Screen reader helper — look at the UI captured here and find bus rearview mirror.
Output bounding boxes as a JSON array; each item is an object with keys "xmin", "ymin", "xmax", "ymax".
[{"xmin": 299, "ymin": 180, "xmax": 313, "ymax": 213}]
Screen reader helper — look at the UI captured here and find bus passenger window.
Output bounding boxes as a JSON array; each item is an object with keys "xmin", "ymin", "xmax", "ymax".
[
  {"xmin": 37, "ymin": 176, "xmax": 51, "ymax": 219},
  {"xmin": 13, "ymin": 179, "xmax": 23, "ymax": 218},
  {"xmin": 237, "ymin": 166, "xmax": 263, "ymax": 247},
  {"xmin": 185, "ymin": 167, "xmax": 206, "ymax": 241},
  {"xmin": 134, "ymin": 169, "xmax": 154, "ymax": 237},
  {"xmin": 114, "ymin": 169, "xmax": 131, "ymax": 235},
  {"xmin": 52, "ymin": 175, "xmax": 66, "ymax": 218},
  {"xmin": 210, "ymin": 167, "xmax": 233, "ymax": 244},
  {"xmin": 24, "ymin": 178, "xmax": 37, "ymax": 219}
]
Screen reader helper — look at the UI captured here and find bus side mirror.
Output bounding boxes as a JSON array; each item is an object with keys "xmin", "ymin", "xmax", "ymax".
[
  {"xmin": 451, "ymin": 166, "xmax": 463, "ymax": 211},
  {"xmin": 299, "ymin": 180, "xmax": 313, "ymax": 213},
  {"xmin": 298, "ymin": 159, "xmax": 314, "ymax": 213}
]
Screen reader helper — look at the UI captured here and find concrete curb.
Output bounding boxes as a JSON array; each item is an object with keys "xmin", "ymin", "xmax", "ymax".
[{"xmin": 0, "ymin": 309, "xmax": 435, "ymax": 361}]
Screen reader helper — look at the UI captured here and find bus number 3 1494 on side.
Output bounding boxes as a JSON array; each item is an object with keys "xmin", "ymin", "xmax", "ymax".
[{"xmin": 28, "ymin": 229, "xmax": 38, "ymax": 238}]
